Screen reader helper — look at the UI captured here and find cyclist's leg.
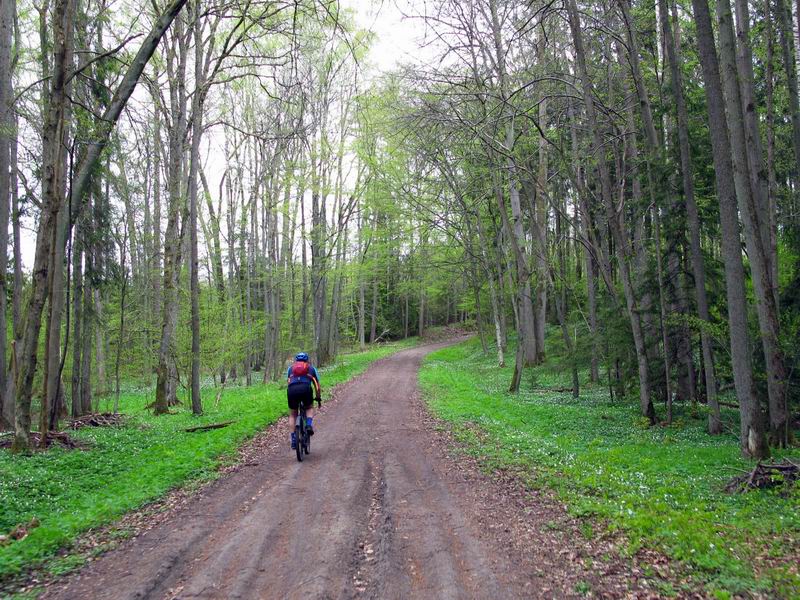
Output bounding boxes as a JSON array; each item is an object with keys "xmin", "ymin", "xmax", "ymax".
[
  {"xmin": 287, "ymin": 408, "xmax": 298, "ymax": 448},
  {"xmin": 287, "ymin": 383, "xmax": 303, "ymax": 424},
  {"xmin": 305, "ymin": 407, "xmax": 315, "ymax": 434},
  {"xmin": 303, "ymin": 387, "xmax": 315, "ymax": 433},
  {"xmin": 287, "ymin": 384, "xmax": 302, "ymax": 447}
]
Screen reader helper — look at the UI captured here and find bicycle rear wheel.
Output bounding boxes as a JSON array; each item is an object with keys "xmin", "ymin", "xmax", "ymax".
[{"xmin": 295, "ymin": 424, "xmax": 303, "ymax": 462}]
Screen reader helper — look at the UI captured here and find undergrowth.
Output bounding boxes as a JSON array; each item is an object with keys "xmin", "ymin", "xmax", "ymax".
[
  {"xmin": 420, "ymin": 337, "xmax": 800, "ymax": 598},
  {"xmin": 0, "ymin": 339, "xmax": 416, "ymax": 583}
]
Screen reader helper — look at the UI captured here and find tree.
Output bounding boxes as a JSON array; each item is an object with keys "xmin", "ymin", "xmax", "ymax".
[{"xmin": 12, "ymin": 0, "xmax": 190, "ymax": 452}]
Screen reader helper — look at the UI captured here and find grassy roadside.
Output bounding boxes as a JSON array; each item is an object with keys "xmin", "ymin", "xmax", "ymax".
[
  {"xmin": 420, "ymin": 337, "xmax": 800, "ymax": 598},
  {"xmin": 0, "ymin": 339, "xmax": 417, "ymax": 584}
]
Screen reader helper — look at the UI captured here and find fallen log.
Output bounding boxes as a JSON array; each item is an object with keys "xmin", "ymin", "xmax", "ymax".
[
  {"xmin": 373, "ymin": 329, "xmax": 391, "ymax": 343},
  {"xmin": 184, "ymin": 420, "xmax": 235, "ymax": 433}
]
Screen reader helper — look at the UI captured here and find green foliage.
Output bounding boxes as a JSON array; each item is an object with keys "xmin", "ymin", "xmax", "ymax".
[
  {"xmin": 420, "ymin": 337, "xmax": 800, "ymax": 597},
  {"xmin": 0, "ymin": 340, "xmax": 416, "ymax": 582}
]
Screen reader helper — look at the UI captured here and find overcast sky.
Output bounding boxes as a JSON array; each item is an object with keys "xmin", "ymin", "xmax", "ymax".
[{"xmin": 343, "ymin": 0, "xmax": 430, "ymax": 73}]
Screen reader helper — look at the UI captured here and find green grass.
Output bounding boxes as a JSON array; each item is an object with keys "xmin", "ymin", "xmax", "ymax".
[
  {"xmin": 420, "ymin": 337, "xmax": 800, "ymax": 598},
  {"xmin": 0, "ymin": 339, "xmax": 417, "ymax": 582}
]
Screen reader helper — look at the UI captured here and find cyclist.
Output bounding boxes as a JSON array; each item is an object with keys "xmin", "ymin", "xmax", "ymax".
[{"xmin": 287, "ymin": 352, "xmax": 321, "ymax": 450}]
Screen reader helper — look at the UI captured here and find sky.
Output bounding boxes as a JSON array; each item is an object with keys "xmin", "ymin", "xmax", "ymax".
[{"xmin": 343, "ymin": 0, "xmax": 430, "ymax": 73}]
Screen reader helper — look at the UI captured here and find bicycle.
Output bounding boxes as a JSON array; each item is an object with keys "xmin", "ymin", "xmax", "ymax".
[{"xmin": 295, "ymin": 402, "xmax": 311, "ymax": 462}]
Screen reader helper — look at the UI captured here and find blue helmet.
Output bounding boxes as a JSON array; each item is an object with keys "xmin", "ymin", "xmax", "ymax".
[{"xmin": 295, "ymin": 352, "xmax": 309, "ymax": 362}]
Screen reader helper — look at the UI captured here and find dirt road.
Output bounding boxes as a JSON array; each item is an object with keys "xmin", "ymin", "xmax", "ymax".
[{"xmin": 43, "ymin": 342, "xmax": 667, "ymax": 599}]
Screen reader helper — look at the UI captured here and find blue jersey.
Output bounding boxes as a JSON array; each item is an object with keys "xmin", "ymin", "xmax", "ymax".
[{"xmin": 287, "ymin": 364, "xmax": 319, "ymax": 386}]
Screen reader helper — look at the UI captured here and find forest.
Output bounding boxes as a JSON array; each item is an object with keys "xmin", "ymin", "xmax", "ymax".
[
  {"xmin": 0, "ymin": 0, "xmax": 798, "ymax": 595},
  {"xmin": 2, "ymin": 0, "xmax": 796, "ymax": 457}
]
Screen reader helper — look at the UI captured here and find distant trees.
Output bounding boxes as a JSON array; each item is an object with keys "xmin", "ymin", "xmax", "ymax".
[
  {"xmin": 2, "ymin": 0, "xmax": 472, "ymax": 453},
  {"xmin": 389, "ymin": 0, "xmax": 799, "ymax": 458}
]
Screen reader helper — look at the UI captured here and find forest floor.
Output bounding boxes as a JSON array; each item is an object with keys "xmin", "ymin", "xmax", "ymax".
[{"xmin": 17, "ymin": 338, "xmax": 695, "ymax": 599}]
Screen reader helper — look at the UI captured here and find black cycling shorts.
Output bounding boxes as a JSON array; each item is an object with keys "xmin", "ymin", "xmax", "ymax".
[{"xmin": 287, "ymin": 382, "xmax": 314, "ymax": 411}]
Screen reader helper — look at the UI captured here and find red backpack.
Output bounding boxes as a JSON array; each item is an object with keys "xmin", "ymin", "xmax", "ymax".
[{"xmin": 290, "ymin": 360, "xmax": 310, "ymax": 382}]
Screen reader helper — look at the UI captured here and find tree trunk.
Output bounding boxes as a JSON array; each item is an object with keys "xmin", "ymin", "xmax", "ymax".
[
  {"xmin": 418, "ymin": 287, "xmax": 425, "ymax": 337},
  {"xmin": 300, "ymin": 184, "xmax": 308, "ymax": 336},
  {"xmin": 619, "ymin": 0, "xmax": 666, "ymax": 359},
  {"xmin": 1, "ymin": 192, "xmax": 18, "ymax": 414},
  {"xmin": 310, "ymin": 121, "xmax": 330, "ymax": 364},
  {"xmin": 403, "ymin": 293, "xmax": 409, "ymax": 339},
  {"xmin": 653, "ymin": 207, "xmax": 674, "ymax": 424},
  {"xmin": 11, "ymin": 0, "xmax": 189, "ymax": 451},
  {"xmin": 692, "ymin": 0, "xmax": 769, "ymax": 457},
  {"xmin": 71, "ymin": 219, "xmax": 83, "ymax": 417},
  {"xmin": 717, "ymin": 0, "xmax": 788, "ymax": 447},
  {"xmin": 369, "ymin": 277, "xmax": 378, "ymax": 343},
  {"xmin": 358, "ymin": 277, "xmax": 366, "ymax": 349},
  {"xmin": 42, "ymin": 197, "xmax": 69, "ymax": 438},
  {"xmin": 765, "ymin": 0, "xmax": 781, "ymax": 308},
  {"xmin": 480, "ymin": 240, "xmax": 505, "ymax": 367},
  {"xmin": 467, "ymin": 225, "xmax": 489, "ymax": 354},
  {"xmin": 155, "ymin": 12, "xmax": 188, "ymax": 414},
  {"xmin": 114, "ymin": 232, "xmax": 128, "ymax": 414},
  {"xmin": 533, "ymin": 97, "xmax": 548, "ymax": 362},
  {"xmin": 568, "ymin": 105, "xmax": 599, "ymax": 383},
  {"xmin": 80, "ymin": 183, "xmax": 99, "ymax": 416},
  {"xmin": 660, "ymin": 0, "xmax": 720, "ymax": 431},
  {"xmin": 487, "ymin": 0, "xmax": 537, "ymax": 368},
  {"xmin": 11, "ymin": 114, "xmax": 21, "ymax": 349},
  {"xmin": 188, "ymin": 0, "xmax": 203, "ymax": 416},
  {"xmin": 11, "ymin": 0, "xmax": 73, "ymax": 452},
  {"xmin": 555, "ymin": 200, "xmax": 579, "ymax": 398},
  {"xmin": 0, "ymin": 0, "xmax": 12, "ymax": 429},
  {"xmin": 775, "ymin": 0, "xmax": 800, "ymax": 188},
  {"xmin": 152, "ymin": 99, "xmax": 162, "ymax": 326},
  {"xmin": 567, "ymin": 0, "xmax": 655, "ymax": 423},
  {"xmin": 93, "ymin": 289, "xmax": 106, "ymax": 395}
]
